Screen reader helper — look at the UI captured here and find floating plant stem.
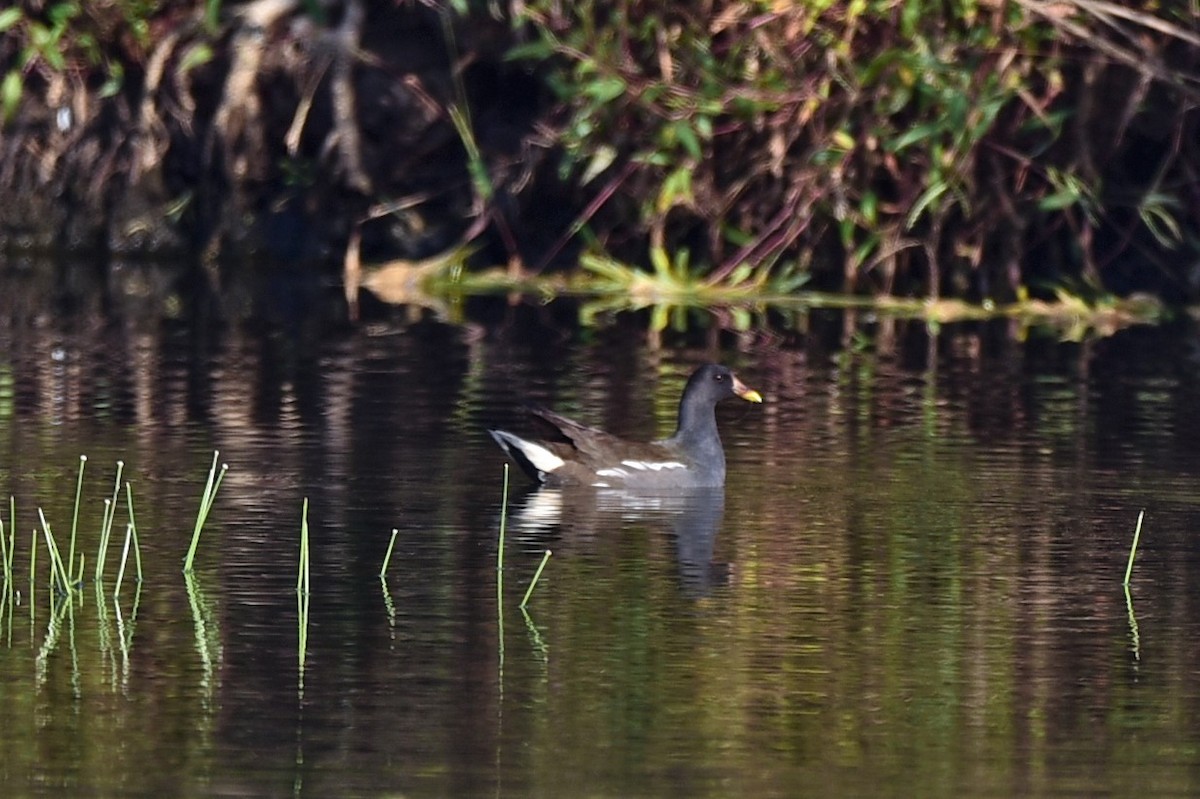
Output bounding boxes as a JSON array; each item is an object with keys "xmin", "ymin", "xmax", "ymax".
[
  {"xmin": 68, "ymin": 455, "xmax": 87, "ymax": 584},
  {"xmin": 1123, "ymin": 509, "xmax": 1145, "ymax": 586},
  {"xmin": 520, "ymin": 550, "xmax": 553, "ymax": 609},
  {"xmin": 379, "ymin": 528, "xmax": 398, "ymax": 578},
  {"xmin": 184, "ymin": 451, "xmax": 227, "ymax": 573}
]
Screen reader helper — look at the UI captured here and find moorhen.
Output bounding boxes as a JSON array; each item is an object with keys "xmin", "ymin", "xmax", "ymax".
[{"xmin": 489, "ymin": 363, "xmax": 762, "ymax": 489}]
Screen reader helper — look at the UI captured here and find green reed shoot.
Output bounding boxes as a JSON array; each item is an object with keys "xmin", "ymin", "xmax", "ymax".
[
  {"xmin": 297, "ymin": 498, "xmax": 310, "ymax": 595},
  {"xmin": 95, "ymin": 500, "xmax": 112, "ymax": 581},
  {"xmin": 297, "ymin": 587, "xmax": 310, "ymax": 688},
  {"xmin": 496, "ymin": 465, "xmax": 510, "ymax": 679},
  {"xmin": 95, "ymin": 461, "xmax": 125, "ymax": 583},
  {"xmin": 8, "ymin": 496, "xmax": 15, "ymax": 586},
  {"xmin": 1, "ymin": 505, "xmax": 11, "ymax": 625},
  {"xmin": 114, "ymin": 524, "xmax": 133, "ymax": 599},
  {"xmin": 497, "ymin": 464, "xmax": 509, "ymax": 581},
  {"xmin": 184, "ymin": 451, "xmax": 227, "ymax": 573},
  {"xmin": 297, "ymin": 498, "xmax": 311, "ymax": 687},
  {"xmin": 520, "ymin": 550, "xmax": 552, "ymax": 609},
  {"xmin": 67, "ymin": 455, "xmax": 87, "ymax": 584},
  {"xmin": 38, "ymin": 508, "xmax": 72, "ymax": 594},
  {"xmin": 29, "ymin": 525, "xmax": 36, "ymax": 612},
  {"xmin": 1124, "ymin": 510, "xmax": 1145, "ymax": 586},
  {"xmin": 0, "ymin": 502, "xmax": 8, "ymax": 585},
  {"xmin": 126, "ymin": 483, "xmax": 142, "ymax": 584},
  {"xmin": 379, "ymin": 528, "xmax": 399, "ymax": 578}
]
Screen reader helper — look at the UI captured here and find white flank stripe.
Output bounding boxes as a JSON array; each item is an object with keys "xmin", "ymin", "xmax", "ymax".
[
  {"xmin": 621, "ymin": 460, "xmax": 685, "ymax": 471},
  {"xmin": 520, "ymin": 441, "xmax": 565, "ymax": 473},
  {"xmin": 596, "ymin": 467, "xmax": 628, "ymax": 478}
]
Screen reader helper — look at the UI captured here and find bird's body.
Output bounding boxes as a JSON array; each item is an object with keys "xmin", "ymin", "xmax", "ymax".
[{"xmin": 489, "ymin": 364, "xmax": 762, "ymax": 489}]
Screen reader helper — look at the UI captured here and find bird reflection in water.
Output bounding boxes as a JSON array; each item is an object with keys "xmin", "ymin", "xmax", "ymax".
[{"xmin": 505, "ymin": 485, "xmax": 729, "ymax": 597}]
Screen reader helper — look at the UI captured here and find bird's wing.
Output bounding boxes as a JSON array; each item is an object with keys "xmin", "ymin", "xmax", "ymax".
[{"xmin": 529, "ymin": 407, "xmax": 681, "ymax": 467}]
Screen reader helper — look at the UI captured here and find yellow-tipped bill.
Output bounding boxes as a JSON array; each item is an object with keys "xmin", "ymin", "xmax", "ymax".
[{"xmin": 733, "ymin": 376, "xmax": 763, "ymax": 403}]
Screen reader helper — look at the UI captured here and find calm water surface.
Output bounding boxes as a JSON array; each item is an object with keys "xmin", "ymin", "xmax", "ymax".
[{"xmin": 1, "ymin": 272, "xmax": 1199, "ymax": 797}]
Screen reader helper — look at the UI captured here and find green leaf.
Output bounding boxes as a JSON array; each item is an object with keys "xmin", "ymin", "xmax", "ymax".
[
  {"xmin": 585, "ymin": 76, "xmax": 627, "ymax": 104},
  {"xmin": 1037, "ymin": 190, "xmax": 1081, "ymax": 212},
  {"xmin": 44, "ymin": 48, "xmax": 66, "ymax": 71},
  {"xmin": 861, "ymin": 190, "xmax": 878, "ymax": 225},
  {"xmin": 505, "ymin": 39, "xmax": 555, "ymax": 62},
  {"xmin": 670, "ymin": 306, "xmax": 688, "ymax": 333},
  {"xmin": 48, "ymin": 3, "xmax": 79, "ymax": 25},
  {"xmin": 675, "ymin": 122, "xmax": 701, "ymax": 159},
  {"xmin": 838, "ymin": 217, "xmax": 855, "ymax": 248},
  {"xmin": 722, "ymin": 225, "xmax": 752, "ymax": 247},
  {"xmin": 892, "ymin": 121, "xmax": 945, "ymax": 153},
  {"xmin": 650, "ymin": 303, "xmax": 670, "ymax": 332},
  {"xmin": 672, "ymin": 248, "xmax": 691, "ymax": 280},
  {"xmin": 851, "ymin": 237, "xmax": 879, "ymax": 270},
  {"xmin": 656, "ymin": 167, "xmax": 693, "ymax": 214},
  {"xmin": 906, "ymin": 180, "xmax": 949, "ymax": 229},
  {"xmin": 0, "ymin": 8, "xmax": 22, "ymax": 33},
  {"xmin": 580, "ymin": 144, "xmax": 617, "ymax": 185},
  {"xmin": 727, "ymin": 262, "xmax": 753, "ymax": 285},
  {"xmin": 179, "ymin": 44, "xmax": 214, "ymax": 74},
  {"xmin": 634, "ymin": 149, "xmax": 671, "ymax": 168},
  {"xmin": 99, "ymin": 63, "xmax": 124, "ymax": 98},
  {"xmin": 2, "ymin": 70, "xmax": 22, "ymax": 123},
  {"xmin": 650, "ymin": 247, "xmax": 671, "ymax": 279},
  {"xmin": 1139, "ymin": 201, "xmax": 1182, "ymax": 248}
]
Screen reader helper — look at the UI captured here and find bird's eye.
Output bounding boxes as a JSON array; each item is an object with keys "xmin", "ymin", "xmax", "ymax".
[{"xmin": 714, "ymin": 373, "xmax": 725, "ymax": 381}]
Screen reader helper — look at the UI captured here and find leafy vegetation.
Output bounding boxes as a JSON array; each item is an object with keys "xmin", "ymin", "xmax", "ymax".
[
  {"xmin": 0, "ymin": 1, "xmax": 1197, "ymax": 310},
  {"xmin": 507, "ymin": 0, "xmax": 1200, "ymax": 302}
]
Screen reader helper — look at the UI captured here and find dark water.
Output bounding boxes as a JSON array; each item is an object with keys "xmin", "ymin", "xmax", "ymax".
[{"xmin": 1, "ymin": 266, "xmax": 1200, "ymax": 797}]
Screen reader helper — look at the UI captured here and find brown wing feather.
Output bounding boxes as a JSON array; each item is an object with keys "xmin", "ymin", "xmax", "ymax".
[{"xmin": 529, "ymin": 407, "xmax": 684, "ymax": 470}]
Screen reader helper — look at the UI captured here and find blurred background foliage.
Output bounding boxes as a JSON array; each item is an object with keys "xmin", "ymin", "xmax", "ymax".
[
  {"xmin": 0, "ymin": 0, "xmax": 1197, "ymax": 306},
  {"xmin": 508, "ymin": 0, "xmax": 1200, "ymax": 301}
]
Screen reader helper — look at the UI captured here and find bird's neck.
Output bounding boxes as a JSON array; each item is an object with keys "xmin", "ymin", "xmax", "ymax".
[{"xmin": 671, "ymin": 402, "xmax": 723, "ymax": 459}]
